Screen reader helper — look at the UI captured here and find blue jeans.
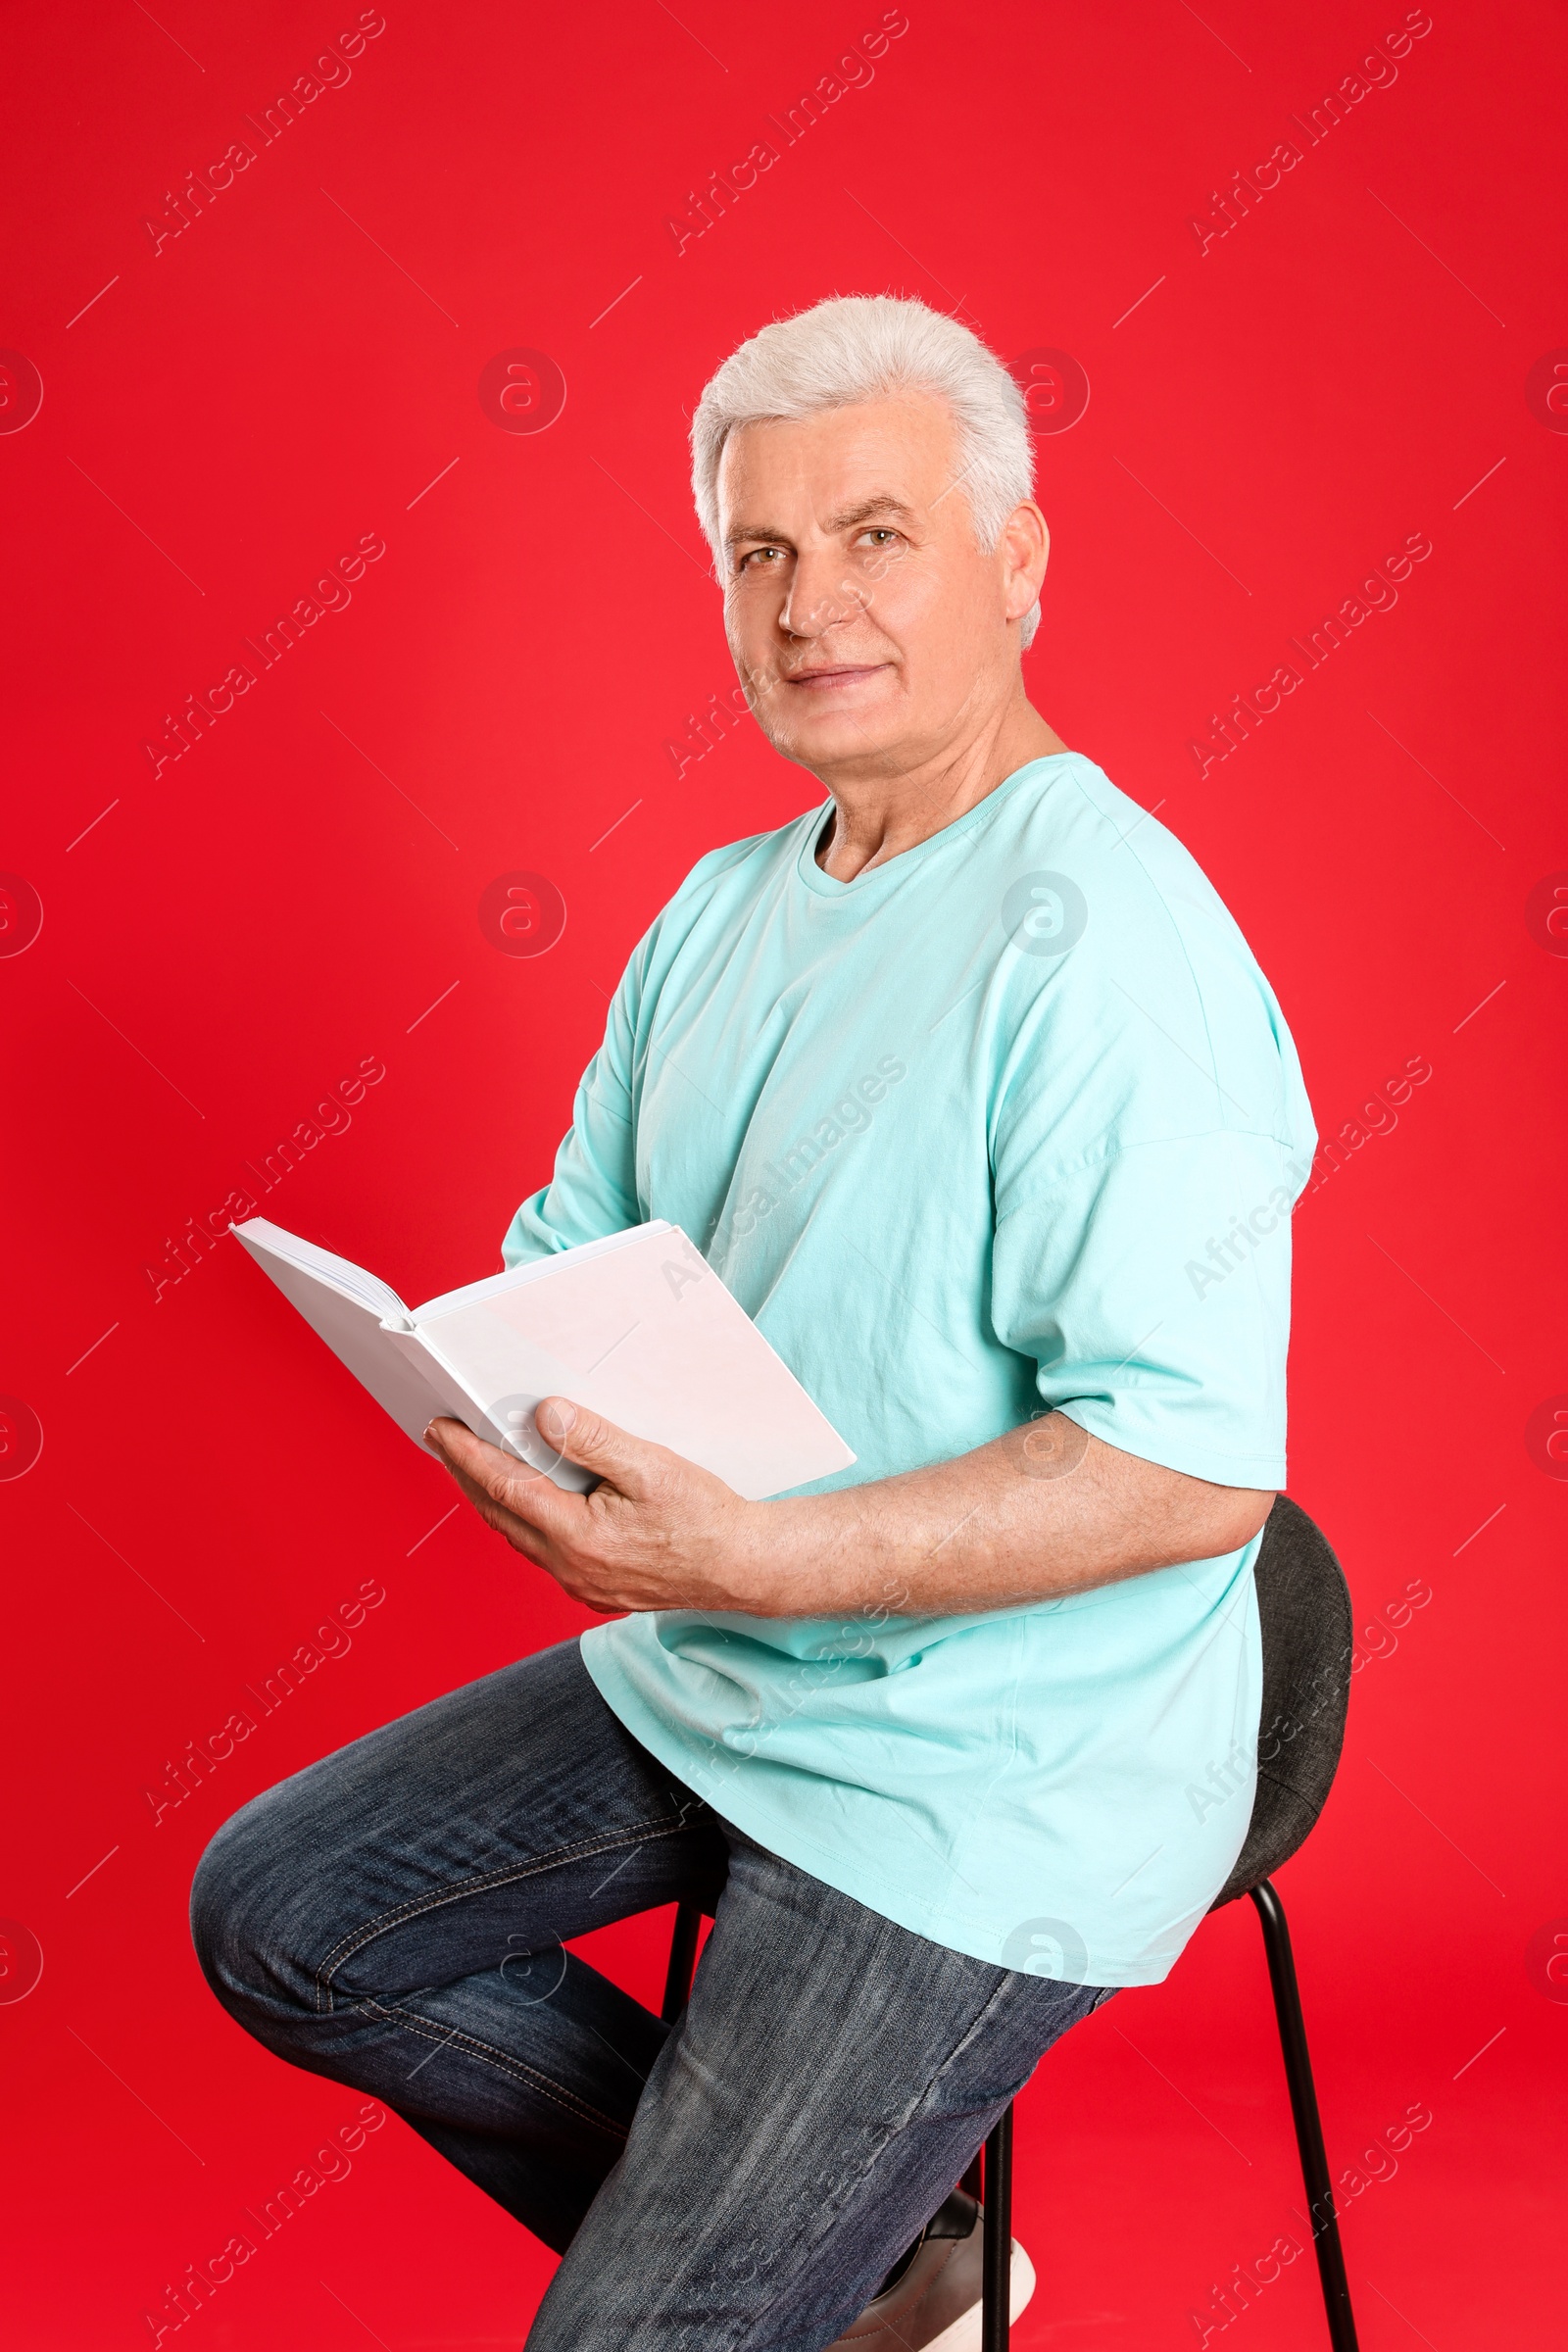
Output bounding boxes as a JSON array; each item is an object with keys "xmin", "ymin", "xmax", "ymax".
[{"xmin": 191, "ymin": 1639, "xmax": 1110, "ymax": 2350}]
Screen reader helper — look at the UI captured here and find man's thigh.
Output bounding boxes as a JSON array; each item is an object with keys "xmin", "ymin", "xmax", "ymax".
[
  {"xmin": 192, "ymin": 1637, "xmax": 724, "ymax": 2023},
  {"xmin": 530, "ymin": 1828, "xmax": 1109, "ymax": 2352}
]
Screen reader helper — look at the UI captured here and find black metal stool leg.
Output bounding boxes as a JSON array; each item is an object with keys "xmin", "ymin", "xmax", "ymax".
[
  {"xmin": 661, "ymin": 1897, "xmax": 704, "ymax": 2024},
  {"xmin": 1250, "ymin": 1880, "xmax": 1359, "ymax": 2351},
  {"xmin": 980, "ymin": 2103, "xmax": 1013, "ymax": 2350}
]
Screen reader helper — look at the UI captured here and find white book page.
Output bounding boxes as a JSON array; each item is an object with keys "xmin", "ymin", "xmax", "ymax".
[
  {"xmin": 414, "ymin": 1224, "xmax": 854, "ymax": 1500},
  {"xmin": 231, "ymin": 1217, "xmax": 413, "ymax": 1326},
  {"xmin": 381, "ymin": 1330, "xmax": 594, "ymax": 1490},
  {"xmin": 233, "ymin": 1222, "xmax": 460, "ymax": 1451},
  {"xmin": 411, "ymin": 1221, "xmax": 670, "ymax": 1322}
]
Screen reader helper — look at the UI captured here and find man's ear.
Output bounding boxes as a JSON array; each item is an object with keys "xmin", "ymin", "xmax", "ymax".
[{"xmin": 1002, "ymin": 501, "xmax": 1049, "ymax": 625}]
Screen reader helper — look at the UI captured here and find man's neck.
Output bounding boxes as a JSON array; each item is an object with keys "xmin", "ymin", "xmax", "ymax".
[{"xmin": 813, "ymin": 693, "xmax": 1067, "ymax": 881}]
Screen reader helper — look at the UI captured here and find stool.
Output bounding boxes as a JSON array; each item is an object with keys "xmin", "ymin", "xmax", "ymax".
[
  {"xmin": 662, "ymin": 1493, "xmax": 1359, "ymax": 2351},
  {"xmin": 976, "ymin": 1494, "xmax": 1359, "ymax": 2347}
]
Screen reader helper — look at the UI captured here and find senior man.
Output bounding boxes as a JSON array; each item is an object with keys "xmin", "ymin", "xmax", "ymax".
[{"xmin": 193, "ymin": 295, "xmax": 1315, "ymax": 2350}]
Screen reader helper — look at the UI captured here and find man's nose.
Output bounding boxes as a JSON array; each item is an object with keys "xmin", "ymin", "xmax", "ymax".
[{"xmin": 779, "ymin": 543, "xmax": 869, "ymax": 639}]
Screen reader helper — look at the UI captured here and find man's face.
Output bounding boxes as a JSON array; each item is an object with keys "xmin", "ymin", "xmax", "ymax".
[{"xmin": 717, "ymin": 392, "xmax": 1044, "ymax": 782}]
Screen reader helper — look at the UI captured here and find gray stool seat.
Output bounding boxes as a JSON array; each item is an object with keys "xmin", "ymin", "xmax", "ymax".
[{"xmin": 1212, "ymin": 1492, "xmax": 1352, "ymax": 1908}]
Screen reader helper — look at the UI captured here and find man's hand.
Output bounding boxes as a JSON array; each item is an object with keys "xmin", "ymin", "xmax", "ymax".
[{"xmin": 423, "ymin": 1400, "xmax": 776, "ymax": 1616}]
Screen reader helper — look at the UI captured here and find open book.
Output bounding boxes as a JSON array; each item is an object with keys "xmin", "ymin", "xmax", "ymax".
[{"xmin": 231, "ymin": 1216, "xmax": 855, "ymax": 1499}]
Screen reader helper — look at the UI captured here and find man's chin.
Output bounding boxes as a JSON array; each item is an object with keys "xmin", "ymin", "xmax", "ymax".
[{"xmin": 766, "ymin": 696, "xmax": 909, "ymax": 775}]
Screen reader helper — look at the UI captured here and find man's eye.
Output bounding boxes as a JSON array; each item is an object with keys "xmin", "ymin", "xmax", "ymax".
[
  {"xmin": 858, "ymin": 529, "xmax": 899, "ymax": 548},
  {"xmin": 738, "ymin": 546, "xmax": 785, "ymax": 569}
]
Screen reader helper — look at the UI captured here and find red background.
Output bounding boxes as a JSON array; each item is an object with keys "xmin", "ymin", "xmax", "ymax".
[{"xmin": 3, "ymin": 1, "xmax": 1564, "ymax": 2343}]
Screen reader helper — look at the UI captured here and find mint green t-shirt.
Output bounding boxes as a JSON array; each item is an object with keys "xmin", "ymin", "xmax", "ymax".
[{"xmin": 502, "ymin": 754, "xmax": 1315, "ymax": 1985}]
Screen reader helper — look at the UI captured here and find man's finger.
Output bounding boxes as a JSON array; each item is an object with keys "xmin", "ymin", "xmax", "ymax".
[
  {"xmin": 423, "ymin": 1422, "xmax": 586, "ymax": 1579},
  {"xmin": 535, "ymin": 1396, "xmax": 659, "ymax": 1491},
  {"xmin": 424, "ymin": 1417, "xmax": 581, "ymax": 1531}
]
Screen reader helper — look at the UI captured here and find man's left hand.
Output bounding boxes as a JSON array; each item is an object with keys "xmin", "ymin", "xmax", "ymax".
[{"xmin": 424, "ymin": 1400, "xmax": 775, "ymax": 1616}]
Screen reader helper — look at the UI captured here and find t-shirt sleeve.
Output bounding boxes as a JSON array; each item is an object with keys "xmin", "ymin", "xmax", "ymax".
[
  {"xmin": 500, "ymin": 950, "xmax": 645, "ymax": 1266},
  {"xmin": 989, "ymin": 1129, "xmax": 1304, "ymax": 1489}
]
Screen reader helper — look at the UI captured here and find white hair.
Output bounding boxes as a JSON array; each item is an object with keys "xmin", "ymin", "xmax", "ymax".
[{"xmin": 690, "ymin": 294, "xmax": 1042, "ymax": 649}]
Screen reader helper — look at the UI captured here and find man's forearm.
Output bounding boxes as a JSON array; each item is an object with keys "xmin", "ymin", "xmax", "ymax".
[
  {"xmin": 425, "ymin": 1403, "xmax": 1274, "ymax": 1623},
  {"xmin": 742, "ymin": 1414, "xmax": 1274, "ymax": 1618}
]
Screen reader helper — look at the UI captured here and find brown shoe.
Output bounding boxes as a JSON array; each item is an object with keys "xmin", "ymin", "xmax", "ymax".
[{"xmin": 823, "ymin": 2189, "xmax": 1036, "ymax": 2350}]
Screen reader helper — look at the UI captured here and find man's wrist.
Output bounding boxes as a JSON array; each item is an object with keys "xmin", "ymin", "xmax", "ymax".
[
  {"xmin": 725, "ymin": 1492, "xmax": 860, "ymax": 1619},
  {"xmin": 725, "ymin": 1496, "xmax": 800, "ymax": 1616}
]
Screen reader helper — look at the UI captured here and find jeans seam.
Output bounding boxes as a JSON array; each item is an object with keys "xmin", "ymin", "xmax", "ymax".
[
  {"xmin": 358, "ymin": 1996, "xmax": 631, "ymax": 2141},
  {"xmin": 727, "ymin": 1968, "xmax": 1025, "ymax": 2351},
  {"xmin": 313, "ymin": 1804, "xmax": 701, "ymax": 2015}
]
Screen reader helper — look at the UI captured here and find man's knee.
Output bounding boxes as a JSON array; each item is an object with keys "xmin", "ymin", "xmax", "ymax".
[{"xmin": 189, "ymin": 1785, "xmax": 312, "ymax": 2023}]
